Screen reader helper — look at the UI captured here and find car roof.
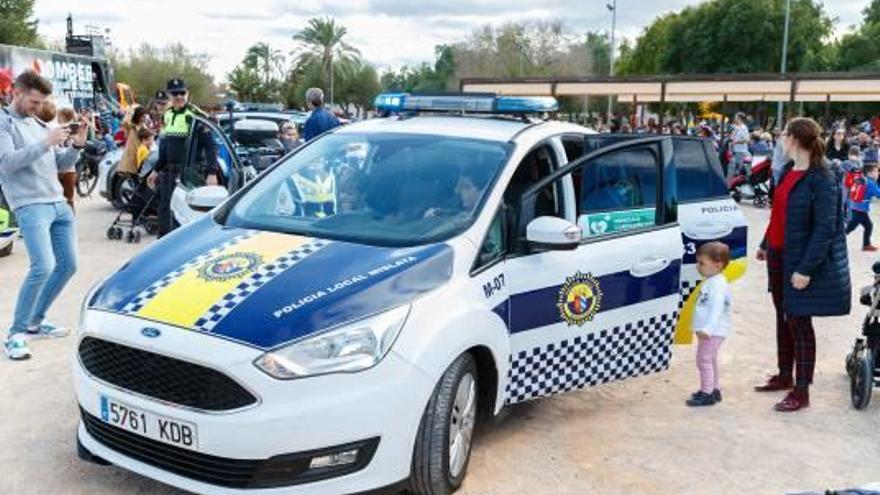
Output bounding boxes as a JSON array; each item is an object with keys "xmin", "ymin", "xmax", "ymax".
[
  {"xmin": 335, "ymin": 115, "xmax": 537, "ymax": 142},
  {"xmin": 217, "ymin": 112, "xmax": 305, "ymax": 123}
]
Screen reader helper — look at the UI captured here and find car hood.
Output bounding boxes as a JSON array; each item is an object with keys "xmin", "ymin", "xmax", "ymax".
[{"xmin": 89, "ymin": 217, "xmax": 454, "ymax": 350}]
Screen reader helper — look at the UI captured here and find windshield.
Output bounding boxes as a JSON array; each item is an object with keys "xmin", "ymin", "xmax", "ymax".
[{"xmin": 223, "ymin": 132, "xmax": 511, "ymax": 246}]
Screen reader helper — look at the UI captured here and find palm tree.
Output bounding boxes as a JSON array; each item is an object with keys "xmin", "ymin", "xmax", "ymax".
[
  {"xmin": 243, "ymin": 42, "xmax": 285, "ymax": 87},
  {"xmin": 293, "ymin": 17, "xmax": 361, "ymax": 105}
]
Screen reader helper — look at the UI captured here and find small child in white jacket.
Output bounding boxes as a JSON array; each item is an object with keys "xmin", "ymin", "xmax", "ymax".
[{"xmin": 686, "ymin": 241, "xmax": 732, "ymax": 407}]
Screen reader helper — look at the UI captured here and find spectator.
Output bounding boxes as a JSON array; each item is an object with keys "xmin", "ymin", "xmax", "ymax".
[
  {"xmin": 36, "ymin": 98, "xmax": 57, "ymax": 124},
  {"xmin": 302, "ymin": 87, "xmax": 340, "ymax": 141},
  {"xmin": 755, "ymin": 117, "xmax": 850, "ymax": 412},
  {"xmin": 279, "ymin": 122, "xmax": 302, "ymax": 152},
  {"xmin": 864, "ymin": 137, "xmax": 880, "ymax": 165},
  {"xmin": 749, "ymin": 131, "xmax": 771, "ymax": 156},
  {"xmin": 845, "ymin": 162, "xmax": 880, "ymax": 251},
  {"xmin": 117, "ymin": 105, "xmax": 149, "ymax": 176},
  {"xmin": 136, "ymin": 128, "xmax": 155, "ymax": 170},
  {"xmin": 731, "ymin": 112, "xmax": 751, "ymax": 179},
  {"xmin": 826, "ymin": 128, "xmax": 848, "ymax": 162},
  {"xmin": 857, "ymin": 132, "xmax": 871, "ymax": 153},
  {"xmin": 148, "ymin": 90, "xmax": 169, "ymax": 134},
  {"xmin": 0, "ymin": 71, "xmax": 88, "ymax": 360}
]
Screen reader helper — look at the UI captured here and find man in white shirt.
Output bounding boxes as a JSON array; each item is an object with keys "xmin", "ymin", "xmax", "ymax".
[{"xmin": 731, "ymin": 112, "xmax": 751, "ymax": 180}]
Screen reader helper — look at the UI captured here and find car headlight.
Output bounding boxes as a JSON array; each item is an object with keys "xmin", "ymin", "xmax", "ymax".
[{"xmin": 254, "ymin": 304, "xmax": 410, "ymax": 379}]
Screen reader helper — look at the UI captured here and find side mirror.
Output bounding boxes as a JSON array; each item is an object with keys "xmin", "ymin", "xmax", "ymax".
[
  {"xmin": 526, "ymin": 216, "xmax": 581, "ymax": 251},
  {"xmin": 186, "ymin": 185, "xmax": 228, "ymax": 212}
]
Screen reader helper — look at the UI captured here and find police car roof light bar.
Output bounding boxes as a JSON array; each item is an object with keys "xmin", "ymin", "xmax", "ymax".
[{"xmin": 374, "ymin": 93, "xmax": 558, "ymax": 115}]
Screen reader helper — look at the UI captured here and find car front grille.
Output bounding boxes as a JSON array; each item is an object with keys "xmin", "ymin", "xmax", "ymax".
[
  {"xmin": 80, "ymin": 409, "xmax": 380, "ymax": 489},
  {"xmin": 78, "ymin": 336, "xmax": 257, "ymax": 411}
]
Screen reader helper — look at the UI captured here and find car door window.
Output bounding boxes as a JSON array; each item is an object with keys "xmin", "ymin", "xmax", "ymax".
[{"xmin": 578, "ymin": 145, "xmax": 660, "ymax": 238}]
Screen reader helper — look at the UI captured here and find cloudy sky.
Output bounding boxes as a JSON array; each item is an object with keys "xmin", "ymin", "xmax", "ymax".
[{"xmin": 32, "ymin": 0, "xmax": 871, "ymax": 81}]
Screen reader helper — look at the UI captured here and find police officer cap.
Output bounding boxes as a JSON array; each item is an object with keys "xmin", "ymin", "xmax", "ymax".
[
  {"xmin": 166, "ymin": 78, "xmax": 187, "ymax": 92},
  {"xmin": 154, "ymin": 90, "xmax": 169, "ymax": 102}
]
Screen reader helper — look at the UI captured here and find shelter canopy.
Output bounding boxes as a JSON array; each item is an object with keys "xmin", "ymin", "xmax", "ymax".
[{"xmin": 461, "ymin": 73, "xmax": 880, "ymax": 103}]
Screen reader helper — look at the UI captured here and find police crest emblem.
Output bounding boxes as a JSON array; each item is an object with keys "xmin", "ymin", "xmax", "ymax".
[
  {"xmin": 556, "ymin": 271, "xmax": 603, "ymax": 326},
  {"xmin": 198, "ymin": 252, "xmax": 262, "ymax": 282}
]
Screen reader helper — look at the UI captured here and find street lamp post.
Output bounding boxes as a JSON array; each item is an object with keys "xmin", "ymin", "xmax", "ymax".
[
  {"xmin": 607, "ymin": 0, "xmax": 617, "ymax": 123},
  {"xmin": 776, "ymin": 0, "xmax": 791, "ymax": 129}
]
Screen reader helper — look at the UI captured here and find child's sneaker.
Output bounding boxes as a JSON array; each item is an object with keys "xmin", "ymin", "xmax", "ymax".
[
  {"xmin": 686, "ymin": 391, "xmax": 717, "ymax": 407},
  {"xmin": 690, "ymin": 389, "xmax": 722, "ymax": 403},
  {"xmin": 26, "ymin": 323, "xmax": 69, "ymax": 339},
  {"xmin": 5, "ymin": 334, "xmax": 32, "ymax": 360}
]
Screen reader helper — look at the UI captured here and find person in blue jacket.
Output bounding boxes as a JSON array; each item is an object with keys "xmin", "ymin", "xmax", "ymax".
[
  {"xmin": 845, "ymin": 162, "xmax": 880, "ymax": 251},
  {"xmin": 302, "ymin": 87, "xmax": 340, "ymax": 141}
]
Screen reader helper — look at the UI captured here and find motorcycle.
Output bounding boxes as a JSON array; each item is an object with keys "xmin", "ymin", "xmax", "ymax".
[
  {"xmin": 0, "ymin": 186, "xmax": 15, "ymax": 257},
  {"xmin": 75, "ymin": 139, "xmax": 108, "ymax": 197}
]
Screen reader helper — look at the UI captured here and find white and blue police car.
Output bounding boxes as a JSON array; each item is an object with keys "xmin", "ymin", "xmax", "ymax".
[{"xmin": 74, "ymin": 93, "xmax": 747, "ymax": 495}]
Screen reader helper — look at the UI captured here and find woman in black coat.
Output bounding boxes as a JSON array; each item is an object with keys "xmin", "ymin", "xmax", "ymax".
[
  {"xmin": 826, "ymin": 127, "xmax": 849, "ymax": 162},
  {"xmin": 756, "ymin": 117, "xmax": 851, "ymax": 412}
]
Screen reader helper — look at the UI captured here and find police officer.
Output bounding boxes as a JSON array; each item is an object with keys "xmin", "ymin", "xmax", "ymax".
[{"xmin": 149, "ymin": 78, "xmax": 216, "ymax": 237}]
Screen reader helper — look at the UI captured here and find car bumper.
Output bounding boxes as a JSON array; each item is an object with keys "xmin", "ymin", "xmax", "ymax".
[{"xmin": 73, "ymin": 311, "xmax": 433, "ymax": 494}]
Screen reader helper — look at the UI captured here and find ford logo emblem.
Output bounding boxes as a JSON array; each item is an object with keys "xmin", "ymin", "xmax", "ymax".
[{"xmin": 141, "ymin": 327, "xmax": 161, "ymax": 338}]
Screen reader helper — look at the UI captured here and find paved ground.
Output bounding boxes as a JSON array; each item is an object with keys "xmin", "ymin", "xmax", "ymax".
[{"xmin": 1, "ymin": 196, "xmax": 879, "ymax": 495}]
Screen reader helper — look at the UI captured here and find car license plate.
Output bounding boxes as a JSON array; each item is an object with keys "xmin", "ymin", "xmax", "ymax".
[{"xmin": 100, "ymin": 395, "xmax": 198, "ymax": 450}]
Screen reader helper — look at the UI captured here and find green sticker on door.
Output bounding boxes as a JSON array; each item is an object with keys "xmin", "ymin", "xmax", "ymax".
[{"xmin": 580, "ymin": 207, "xmax": 656, "ymax": 237}]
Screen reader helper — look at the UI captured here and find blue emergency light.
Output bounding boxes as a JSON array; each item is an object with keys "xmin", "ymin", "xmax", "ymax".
[{"xmin": 374, "ymin": 93, "xmax": 558, "ymax": 114}]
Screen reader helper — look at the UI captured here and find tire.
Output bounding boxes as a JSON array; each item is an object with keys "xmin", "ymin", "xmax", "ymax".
[
  {"xmin": 76, "ymin": 161, "xmax": 98, "ymax": 197},
  {"xmin": 112, "ymin": 175, "xmax": 137, "ymax": 210},
  {"xmin": 410, "ymin": 353, "xmax": 478, "ymax": 495},
  {"xmin": 851, "ymin": 348, "xmax": 873, "ymax": 410}
]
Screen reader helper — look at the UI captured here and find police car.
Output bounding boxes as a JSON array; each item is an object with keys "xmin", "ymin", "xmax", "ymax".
[{"xmin": 74, "ymin": 93, "xmax": 746, "ymax": 495}]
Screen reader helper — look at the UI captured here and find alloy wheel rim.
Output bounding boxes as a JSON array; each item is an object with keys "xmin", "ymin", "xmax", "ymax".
[{"xmin": 448, "ymin": 372, "xmax": 476, "ymax": 478}]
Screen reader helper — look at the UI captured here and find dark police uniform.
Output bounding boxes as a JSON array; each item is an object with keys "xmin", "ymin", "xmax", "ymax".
[{"xmin": 155, "ymin": 78, "xmax": 201, "ymax": 237}]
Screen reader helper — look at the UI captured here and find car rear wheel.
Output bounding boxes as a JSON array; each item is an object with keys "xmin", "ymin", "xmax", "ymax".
[{"xmin": 410, "ymin": 352, "xmax": 478, "ymax": 495}]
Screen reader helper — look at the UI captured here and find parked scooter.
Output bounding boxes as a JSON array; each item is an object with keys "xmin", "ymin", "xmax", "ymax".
[{"xmin": 75, "ymin": 139, "xmax": 108, "ymax": 197}]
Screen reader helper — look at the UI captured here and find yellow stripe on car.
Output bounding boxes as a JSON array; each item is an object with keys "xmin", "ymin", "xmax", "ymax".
[{"xmin": 137, "ymin": 232, "xmax": 310, "ymax": 328}]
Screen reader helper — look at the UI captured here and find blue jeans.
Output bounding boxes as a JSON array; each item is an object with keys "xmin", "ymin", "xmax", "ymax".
[{"xmin": 9, "ymin": 202, "xmax": 78, "ymax": 335}]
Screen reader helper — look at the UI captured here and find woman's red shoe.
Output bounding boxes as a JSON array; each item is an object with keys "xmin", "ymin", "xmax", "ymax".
[
  {"xmin": 774, "ymin": 390, "xmax": 810, "ymax": 412},
  {"xmin": 754, "ymin": 375, "xmax": 794, "ymax": 392}
]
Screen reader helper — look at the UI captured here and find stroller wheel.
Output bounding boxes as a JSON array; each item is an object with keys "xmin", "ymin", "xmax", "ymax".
[
  {"xmin": 754, "ymin": 195, "xmax": 767, "ymax": 208},
  {"xmin": 114, "ymin": 227, "xmax": 123, "ymax": 240},
  {"xmin": 106, "ymin": 227, "xmax": 115, "ymax": 240},
  {"xmin": 145, "ymin": 221, "xmax": 158, "ymax": 236},
  {"xmin": 851, "ymin": 347, "xmax": 874, "ymax": 410},
  {"xmin": 134, "ymin": 230, "xmax": 142, "ymax": 243},
  {"xmin": 126, "ymin": 230, "xmax": 135, "ymax": 243}
]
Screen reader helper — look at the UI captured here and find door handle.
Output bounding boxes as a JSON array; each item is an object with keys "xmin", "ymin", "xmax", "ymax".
[{"xmin": 630, "ymin": 257, "xmax": 670, "ymax": 277}]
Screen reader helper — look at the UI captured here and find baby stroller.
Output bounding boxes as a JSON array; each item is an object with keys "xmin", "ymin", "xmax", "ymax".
[
  {"xmin": 728, "ymin": 155, "xmax": 773, "ymax": 208},
  {"xmin": 107, "ymin": 162, "xmax": 159, "ymax": 243},
  {"xmin": 846, "ymin": 258, "xmax": 880, "ymax": 409}
]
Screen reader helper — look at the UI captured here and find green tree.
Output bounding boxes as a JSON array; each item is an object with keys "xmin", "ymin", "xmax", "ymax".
[
  {"xmin": 863, "ymin": 0, "xmax": 880, "ymax": 26},
  {"xmin": 292, "ymin": 17, "xmax": 361, "ymax": 105},
  {"xmin": 226, "ymin": 65, "xmax": 265, "ymax": 102},
  {"xmin": 381, "ymin": 45, "xmax": 457, "ymax": 93},
  {"xmin": 617, "ymin": 0, "xmax": 833, "ymax": 75},
  {"xmin": 243, "ymin": 42, "xmax": 285, "ymax": 86},
  {"xmin": 114, "ymin": 43, "xmax": 217, "ymax": 106},
  {"xmin": 0, "ymin": 0, "xmax": 40, "ymax": 47}
]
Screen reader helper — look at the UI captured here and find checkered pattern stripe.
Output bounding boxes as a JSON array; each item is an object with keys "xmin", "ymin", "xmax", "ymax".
[
  {"xmin": 121, "ymin": 232, "xmax": 256, "ymax": 314},
  {"xmin": 193, "ymin": 240, "xmax": 331, "ymax": 332},
  {"xmin": 504, "ymin": 311, "xmax": 678, "ymax": 405},
  {"xmin": 678, "ymin": 279, "xmax": 700, "ymax": 311}
]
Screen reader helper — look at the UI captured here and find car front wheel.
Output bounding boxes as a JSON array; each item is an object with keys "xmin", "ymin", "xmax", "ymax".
[{"xmin": 410, "ymin": 352, "xmax": 478, "ymax": 495}]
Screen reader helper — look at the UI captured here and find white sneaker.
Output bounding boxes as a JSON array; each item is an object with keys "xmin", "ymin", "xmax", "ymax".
[
  {"xmin": 26, "ymin": 323, "xmax": 69, "ymax": 339},
  {"xmin": 5, "ymin": 334, "xmax": 32, "ymax": 360}
]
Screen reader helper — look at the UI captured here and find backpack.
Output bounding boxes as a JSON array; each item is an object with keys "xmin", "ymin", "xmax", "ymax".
[{"xmin": 848, "ymin": 170, "xmax": 867, "ymax": 203}]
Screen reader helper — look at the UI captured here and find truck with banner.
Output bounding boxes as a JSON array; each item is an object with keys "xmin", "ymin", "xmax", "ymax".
[{"xmin": 0, "ymin": 43, "xmax": 115, "ymax": 111}]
